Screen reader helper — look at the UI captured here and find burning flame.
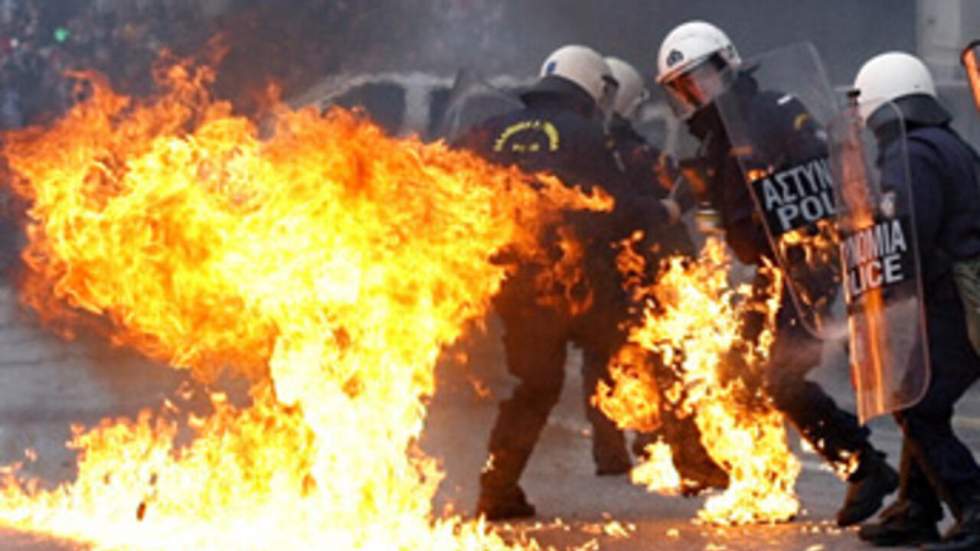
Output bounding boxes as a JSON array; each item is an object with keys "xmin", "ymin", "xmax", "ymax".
[
  {"xmin": 776, "ymin": 220, "xmax": 842, "ymax": 336},
  {"xmin": 595, "ymin": 344, "xmax": 662, "ymax": 434},
  {"xmin": 835, "ymin": 106, "xmax": 892, "ymax": 423},
  {"xmin": 597, "ymin": 238, "xmax": 802, "ymax": 525},
  {"xmin": 0, "ymin": 63, "xmax": 609, "ymax": 549},
  {"xmin": 629, "ymin": 441, "xmax": 683, "ymax": 496}
]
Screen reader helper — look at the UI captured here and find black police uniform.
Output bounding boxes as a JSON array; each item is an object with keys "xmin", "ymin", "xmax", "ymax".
[
  {"xmin": 686, "ymin": 73, "xmax": 896, "ymax": 525},
  {"xmin": 606, "ymin": 113, "xmax": 697, "ymax": 260},
  {"xmin": 456, "ymin": 76, "xmax": 678, "ymax": 519},
  {"xmin": 605, "ymin": 113, "xmax": 730, "ymax": 492},
  {"xmin": 859, "ymin": 99, "xmax": 980, "ymax": 550}
]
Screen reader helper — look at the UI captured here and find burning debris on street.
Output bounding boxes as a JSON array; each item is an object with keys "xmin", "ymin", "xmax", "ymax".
[
  {"xmin": 597, "ymin": 238, "xmax": 802, "ymax": 525},
  {"xmin": 0, "ymin": 58, "xmax": 810, "ymax": 548},
  {"xmin": 0, "ymin": 60, "xmax": 604, "ymax": 549},
  {"xmin": 0, "ymin": 2, "xmax": 976, "ymax": 551}
]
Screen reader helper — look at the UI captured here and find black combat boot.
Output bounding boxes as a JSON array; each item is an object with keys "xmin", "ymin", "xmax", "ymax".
[
  {"xmin": 593, "ymin": 424, "xmax": 632, "ymax": 476},
  {"xmin": 475, "ymin": 484, "xmax": 536, "ymax": 521},
  {"xmin": 595, "ymin": 454, "xmax": 632, "ymax": 476},
  {"xmin": 922, "ymin": 500, "xmax": 980, "ymax": 551},
  {"xmin": 837, "ymin": 450, "xmax": 900, "ymax": 526},
  {"xmin": 858, "ymin": 500, "xmax": 941, "ymax": 547},
  {"xmin": 634, "ymin": 415, "xmax": 729, "ymax": 495}
]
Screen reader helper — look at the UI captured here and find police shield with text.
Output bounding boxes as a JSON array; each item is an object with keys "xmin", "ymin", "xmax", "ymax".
[
  {"xmin": 710, "ymin": 42, "xmax": 843, "ymax": 338},
  {"xmin": 656, "ymin": 21, "xmax": 898, "ymax": 527},
  {"xmin": 828, "ymin": 95, "xmax": 929, "ymax": 425},
  {"xmin": 848, "ymin": 52, "xmax": 980, "ymax": 551},
  {"xmin": 456, "ymin": 45, "xmax": 683, "ymax": 521}
]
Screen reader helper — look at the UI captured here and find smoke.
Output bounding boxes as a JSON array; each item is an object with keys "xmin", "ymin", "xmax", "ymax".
[{"xmin": 60, "ymin": 0, "xmax": 914, "ymax": 122}]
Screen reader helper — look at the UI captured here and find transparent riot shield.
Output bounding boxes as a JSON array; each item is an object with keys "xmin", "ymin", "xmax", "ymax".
[
  {"xmin": 828, "ymin": 98, "xmax": 930, "ymax": 423},
  {"xmin": 714, "ymin": 42, "xmax": 844, "ymax": 338},
  {"xmin": 963, "ymin": 40, "xmax": 980, "ymax": 113},
  {"xmin": 436, "ymin": 69, "xmax": 523, "ymax": 142}
]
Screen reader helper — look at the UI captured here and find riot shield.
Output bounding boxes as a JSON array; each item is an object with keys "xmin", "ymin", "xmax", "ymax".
[
  {"xmin": 828, "ymin": 98, "xmax": 930, "ymax": 423},
  {"xmin": 436, "ymin": 69, "xmax": 523, "ymax": 142},
  {"xmin": 963, "ymin": 40, "xmax": 980, "ymax": 113},
  {"xmin": 714, "ymin": 42, "xmax": 844, "ymax": 337}
]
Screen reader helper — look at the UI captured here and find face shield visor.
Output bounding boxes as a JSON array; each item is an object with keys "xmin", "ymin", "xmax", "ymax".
[
  {"xmin": 661, "ymin": 53, "xmax": 734, "ymax": 120},
  {"xmin": 963, "ymin": 40, "xmax": 980, "ymax": 113}
]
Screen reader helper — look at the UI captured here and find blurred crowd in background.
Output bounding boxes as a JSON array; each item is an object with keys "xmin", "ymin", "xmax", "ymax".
[
  {"xmin": 0, "ymin": 0, "xmax": 215, "ymax": 128},
  {"xmin": 0, "ymin": 0, "xmax": 509, "ymax": 128}
]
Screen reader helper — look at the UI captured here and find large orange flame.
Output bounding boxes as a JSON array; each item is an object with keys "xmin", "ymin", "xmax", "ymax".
[
  {"xmin": 0, "ymin": 63, "xmax": 609, "ymax": 549},
  {"xmin": 597, "ymin": 238, "xmax": 802, "ymax": 525}
]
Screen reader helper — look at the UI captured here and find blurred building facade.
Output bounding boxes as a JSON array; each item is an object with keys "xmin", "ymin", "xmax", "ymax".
[
  {"xmin": 0, "ymin": 1, "xmax": 974, "ymax": 144},
  {"xmin": 298, "ymin": 0, "xmax": 978, "ymax": 148},
  {"xmin": 918, "ymin": 0, "xmax": 980, "ymax": 144}
]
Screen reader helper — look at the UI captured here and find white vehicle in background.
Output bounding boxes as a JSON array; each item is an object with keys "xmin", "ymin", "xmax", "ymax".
[{"xmin": 291, "ymin": 70, "xmax": 684, "ymax": 153}]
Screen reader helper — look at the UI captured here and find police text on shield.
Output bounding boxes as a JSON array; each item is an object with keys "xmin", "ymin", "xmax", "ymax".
[
  {"xmin": 841, "ymin": 219, "xmax": 909, "ymax": 303},
  {"xmin": 754, "ymin": 157, "xmax": 836, "ymax": 234}
]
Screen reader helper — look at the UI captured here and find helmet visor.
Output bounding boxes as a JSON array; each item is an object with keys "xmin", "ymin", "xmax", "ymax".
[{"xmin": 661, "ymin": 53, "xmax": 733, "ymax": 120}]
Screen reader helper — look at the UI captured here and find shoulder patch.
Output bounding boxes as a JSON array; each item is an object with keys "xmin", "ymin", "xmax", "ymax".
[
  {"xmin": 493, "ymin": 119, "xmax": 561, "ymax": 153},
  {"xmin": 793, "ymin": 113, "xmax": 810, "ymax": 130}
]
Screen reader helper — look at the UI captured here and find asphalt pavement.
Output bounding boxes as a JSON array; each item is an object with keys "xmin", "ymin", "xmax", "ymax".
[{"xmin": 0, "ymin": 282, "xmax": 977, "ymax": 550}]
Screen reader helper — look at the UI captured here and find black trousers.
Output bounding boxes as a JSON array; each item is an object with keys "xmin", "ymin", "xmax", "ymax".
[
  {"xmin": 894, "ymin": 289, "xmax": 980, "ymax": 520},
  {"xmin": 751, "ymin": 280, "xmax": 874, "ymax": 471},
  {"xmin": 479, "ymin": 277, "xmax": 628, "ymax": 495}
]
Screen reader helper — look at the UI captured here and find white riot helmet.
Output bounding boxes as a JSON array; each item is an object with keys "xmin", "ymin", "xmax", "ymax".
[
  {"xmin": 605, "ymin": 57, "xmax": 650, "ymax": 120},
  {"xmin": 656, "ymin": 21, "xmax": 741, "ymax": 120},
  {"xmin": 853, "ymin": 51, "xmax": 949, "ymax": 127},
  {"xmin": 537, "ymin": 44, "xmax": 618, "ymax": 114}
]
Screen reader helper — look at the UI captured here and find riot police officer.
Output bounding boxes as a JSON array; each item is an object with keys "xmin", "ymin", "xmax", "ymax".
[
  {"xmin": 456, "ymin": 45, "xmax": 683, "ymax": 520},
  {"xmin": 654, "ymin": 21, "xmax": 899, "ymax": 527},
  {"xmin": 604, "ymin": 56, "xmax": 698, "ymax": 259},
  {"xmin": 604, "ymin": 55, "xmax": 727, "ymax": 493},
  {"xmin": 850, "ymin": 52, "xmax": 980, "ymax": 550}
]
